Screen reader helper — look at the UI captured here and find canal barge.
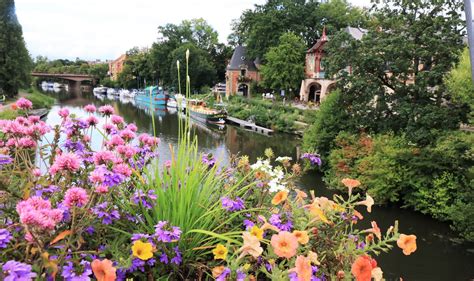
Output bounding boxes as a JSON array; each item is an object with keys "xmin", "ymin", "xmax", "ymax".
[
  {"xmin": 135, "ymin": 86, "xmax": 168, "ymax": 107},
  {"xmin": 187, "ymin": 99, "xmax": 227, "ymax": 125}
]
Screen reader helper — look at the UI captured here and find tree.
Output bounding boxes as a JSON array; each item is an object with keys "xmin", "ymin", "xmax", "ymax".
[
  {"xmin": 260, "ymin": 32, "xmax": 306, "ymax": 93},
  {"xmin": 0, "ymin": 0, "xmax": 32, "ymax": 97},
  {"xmin": 169, "ymin": 43, "xmax": 216, "ymax": 93},
  {"xmin": 445, "ymin": 48, "xmax": 474, "ymax": 124},
  {"xmin": 232, "ymin": 0, "xmax": 368, "ymax": 60},
  {"xmin": 324, "ymin": 0, "xmax": 468, "ymax": 145}
]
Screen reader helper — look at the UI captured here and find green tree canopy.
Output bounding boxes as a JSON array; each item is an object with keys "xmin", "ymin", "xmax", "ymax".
[
  {"xmin": 231, "ymin": 0, "xmax": 368, "ymax": 60},
  {"xmin": 324, "ymin": 0, "xmax": 467, "ymax": 145},
  {"xmin": 0, "ymin": 0, "xmax": 32, "ymax": 97},
  {"xmin": 260, "ymin": 32, "xmax": 306, "ymax": 93}
]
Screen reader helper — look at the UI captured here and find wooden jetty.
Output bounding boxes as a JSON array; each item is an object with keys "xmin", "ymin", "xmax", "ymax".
[
  {"xmin": 226, "ymin": 116, "xmax": 274, "ymax": 135},
  {"xmin": 29, "ymin": 108, "xmax": 50, "ymax": 119}
]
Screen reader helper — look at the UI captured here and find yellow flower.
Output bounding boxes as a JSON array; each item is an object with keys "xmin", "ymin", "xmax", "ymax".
[
  {"xmin": 212, "ymin": 244, "xmax": 228, "ymax": 260},
  {"xmin": 250, "ymin": 225, "xmax": 264, "ymax": 240},
  {"xmin": 293, "ymin": 230, "xmax": 309, "ymax": 244},
  {"xmin": 131, "ymin": 240, "xmax": 153, "ymax": 260}
]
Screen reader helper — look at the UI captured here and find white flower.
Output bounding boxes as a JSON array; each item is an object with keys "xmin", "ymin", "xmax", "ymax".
[
  {"xmin": 268, "ymin": 178, "xmax": 288, "ymax": 193},
  {"xmin": 276, "ymin": 156, "xmax": 292, "ymax": 162}
]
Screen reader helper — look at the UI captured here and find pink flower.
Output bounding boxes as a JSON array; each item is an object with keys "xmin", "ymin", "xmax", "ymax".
[
  {"xmin": 116, "ymin": 145, "xmax": 136, "ymax": 158},
  {"xmin": 127, "ymin": 124, "xmax": 138, "ymax": 132},
  {"xmin": 107, "ymin": 135, "xmax": 124, "ymax": 148},
  {"xmin": 113, "ymin": 163, "xmax": 132, "ymax": 177},
  {"xmin": 16, "ymin": 98, "xmax": 32, "ymax": 110},
  {"xmin": 33, "ymin": 168, "xmax": 41, "ymax": 177},
  {"xmin": 119, "ymin": 129, "xmax": 135, "ymax": 141},
  {"xmin": 84, "ymin": 104, "xmax": 97, "ymax": 113},
  {"xmin": 95, "ymin": 185, "xmax": 109, "ymax": 194},
  {"xmin": 50, "ymin": 152, "xmax": 81, "ymax": 175},
  {"xmin": 17, "ymin": 137, "xmax": 36, "ymax": 148},
  {"xmin": 16, "ymin": 197, "xmax": 63, "ymax": 231},
  {"xmin": 64, "ymin": 187, "xmax": 89, "ymax": 208},
  {"xmin": 87, "ymin": 116, "xmax": 99, "ymax": 126},
  {"xmin": 89, "ymin": 167, "xmax": 105, "ymax": 184},
  {"xmin": 102, "ymin": 123, "xmax": 117, "ymax": 135},
  {"xmin": 93, "ymin": 151, "xmax": 116, "ymax": 165},
  {"xmin": 98, "ymin": 105, "xmax": 114, "ymax": 116},
  {"xmin": 164, "ymin": 160, "xmax": 172, "ymax": 168},
  {"xmin": 58, "ymin": 108, "xmax": 70, "ymax": 118},
  {"xmin": 28, "ymin": 116, "xmax": 40, "ymax": 123},
  {"xmin": 110, "ymin": 115, "xmax": 124, "ymax": 125}
]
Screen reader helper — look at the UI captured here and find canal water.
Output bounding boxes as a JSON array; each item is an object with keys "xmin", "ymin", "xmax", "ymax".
[{"xmin": 40, "ymin": 90, "xmax": 474, "ymax": 280}]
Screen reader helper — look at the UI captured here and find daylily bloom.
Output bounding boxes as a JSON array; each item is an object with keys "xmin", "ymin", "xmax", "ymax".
[
  {"xmin": 356, "ymin": 194, "xmax": 375, "ymax": 213},
  {"xmin": 270, "ymin": 231, "xmax": 298, "ymax": 259},
  {"xmin": 238, "ymin": 232, "xmax": 263, "ymax": 259},
  {"xmin": 397, "ymin": 234, "xmax": 417, "ymax": 255},
  {"xmin": 131, "ymin": 240, "xmax": 154, "ymax": 260},
  {"xmin": 250, "ymin": 225, "xmax": 264, "ymax": 240},
  {"xmin": 271, "ymin": 190, "xmax": 288, "ymax": 205},
  {"xmin": 91, "ymin": 259, "xmax": 116, "ymax": 281},
  {"xmin": 212, "ymin": 244, "xmax": 228, "ymax": 260}
]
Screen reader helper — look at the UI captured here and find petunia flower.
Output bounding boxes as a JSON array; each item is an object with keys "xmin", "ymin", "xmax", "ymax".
[
  {"xmin": 356, "ymin": 194, "xmax": 375, "ymax": 213},
  {"xmin": 341, "ymin": 178, "xmax": 361, "ymax": 196},
  {"xmin": 271, "ymin": 190, "xmax": 288, "ymax": 205},
  {"xmin": 270, "ymin": 231, "xmax": 298, "ymax": 259},
  {"xmin": 293, "ymin": 230, "xmax": 309, "ymax": 244},
  {"xmin": 132, "ymin": 240, "xmax": 154, "ymax": 261},
  {"xmin": 351, "ymin": 255, "xmax": 377, "ymax": 281},
  {"xmin": 91, "ymin": 259, "xmax": 116, "ymax": 281},
  {"xmin": 238, "ymin": 232, "xmax": 263, "ymax": 259},
  {"xmin": 289, "ymin": 255, "xmax": 312, "ymax": 281},
  {"xmin": 397, "ymin": 234, "xmax": 417, "ymax": 255}
]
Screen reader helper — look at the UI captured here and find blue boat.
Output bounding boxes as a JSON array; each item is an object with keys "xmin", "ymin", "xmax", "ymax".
[{"xmin": 135, "ymin": 86, "xmax": 168, "ymax": 107}]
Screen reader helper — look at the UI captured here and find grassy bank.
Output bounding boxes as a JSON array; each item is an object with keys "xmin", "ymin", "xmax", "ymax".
[
  {"xmin": 224, "ymin": 96, "xmax": 315, "ymax": 134},
  {"xmin": 0, "ymin": 88, "xmax": 55, "ymax": 120}
]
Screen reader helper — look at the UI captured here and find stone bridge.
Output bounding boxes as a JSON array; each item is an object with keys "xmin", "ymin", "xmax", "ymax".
[{"xmin": 31, "ymin": 72, "xmax": 97, "ymax": 92}]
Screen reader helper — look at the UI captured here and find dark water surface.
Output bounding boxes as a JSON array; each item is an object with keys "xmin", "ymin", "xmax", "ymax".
[{"xmin": 41, "ymin": 91, "xmax": 474, "ymax": 280}]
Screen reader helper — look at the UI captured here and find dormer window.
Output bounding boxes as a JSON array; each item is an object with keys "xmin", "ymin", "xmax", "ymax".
[{"xmin": 241, "ymin": 69, "xmax": 247, "ymax": 77}]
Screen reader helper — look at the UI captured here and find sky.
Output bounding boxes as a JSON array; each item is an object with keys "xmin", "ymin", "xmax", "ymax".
[{"xmin": 15, "ymin": 0, "xmax": 372, "ymax": 61}]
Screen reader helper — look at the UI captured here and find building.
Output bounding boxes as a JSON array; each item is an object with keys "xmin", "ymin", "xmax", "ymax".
[
  {"xmin": 299, "ymin": 27, "xmax": 367, "ymax": 103},
  {"xmin": 225, "ymin": 45, "xmax": 261, "ymax": 98},
  {"xmin": 108, "ymin": 54, "xmax": 127, "ymax": 81}
]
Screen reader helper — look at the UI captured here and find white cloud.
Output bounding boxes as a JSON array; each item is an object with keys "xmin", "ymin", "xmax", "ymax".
[{"xmin": 15, "ymin": 0, "xmax": 371, "ymax": 60}]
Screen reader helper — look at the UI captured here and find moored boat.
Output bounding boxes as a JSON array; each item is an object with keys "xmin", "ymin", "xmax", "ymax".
[
  {"xmin": 135, "ymin": 86, "xmax": 168, "ymax": 107},
  {"xmin": 187, "ymin": 99, "xmax": 227, "ymax": 125}
]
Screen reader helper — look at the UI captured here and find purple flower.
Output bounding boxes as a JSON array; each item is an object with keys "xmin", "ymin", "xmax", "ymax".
[
  {"xmin": 92, "ymin": 202, "xmax": 120, "ymax": 225},
  {"xmin": 221, "ymin": 196, "xmax": 245, "ymax": 212},
  {"xmin": 132, "ymin": 190, "xmax": 157, "ymax": 209},
  {"xmin": 301, "ymin": 153, "xmax": 322, "ymax": 166},
  {"xmin": 0, "ymin": 154, "xmax": 13, "ymax": 167},
  {"xmin": 269, "ymin": 213, "xmax": 293, "ymax": 231},
  {"xmin": 289, "ymin": 272, "xmax": 298, "ymax": 281},
  {"xmin": 243, "ymin": 219, "xmax": 255, "ymax": 230},
  {"xmin": 154, "ymin": 221, "xmax": 181, "ymax": 242},
  {"xmin": 202, "ymin": 153, "xmax": 216, "ymax": 167},
  {"xmin": 85, "ymin": 226, "xmax": 95, "ymax": 235},
  {"xmin": 128, "ymin": 258, "xmax": 145, "ymax": 273},
  {"xmin": 131, "ymin": 233, "xmax": 151, "ymax": 243},
  {"xmin": 0, "ymin": 229, "xmax": 13, "ymax": 248},
  {"xmin": 159, "ymin": 252, "xmax": 169, "ymax": 264},
  {"xmin": 216, "ymin": 267, "xmax": 231, "ymax": 281},
  {"xmin": 236, "ymin": 269, "xmax": 246, "ymax": 281},
  {"xmin": 61, "ymin": 260, "xmax": 92, "ymax": 281},
  {"xmin": 63, "ymin": 139, "xmax": 86, "ymax": 153},
  {"xmin": 2, "ymin": 260, "xmax": 37, "ymax": 280},
  {"xmin": 33, "ymin": 185, "xmax": 60, "ymax": 198},
  {"xmin": 170, "ymin": 246, "xmax": 182, "ymax": 265}
]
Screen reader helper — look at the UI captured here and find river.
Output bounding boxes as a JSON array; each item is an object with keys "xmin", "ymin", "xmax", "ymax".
[{"xmin": 39, "ymin": 90, "xmax": 474, "ymax": 280}]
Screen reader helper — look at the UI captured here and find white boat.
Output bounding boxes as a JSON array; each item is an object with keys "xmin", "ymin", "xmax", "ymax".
[
  {"xmin": 119, "ymin": 89, "xmax": 130, "ymax": 97},
  {"xmin": 167, "ymin": 98, "xmax": 178, "ymax": 108},
  {"xmin": 53, "ymin": 82, "xmax": 64, "ymax": 89},
  {"xmin": 107, "ymin": 88, "xmax": 117, "ymax": 95},
  {"xmin": 174, "ymin": 94, "xmax": 186, "ymax": 110},
  {"xmin": 93, "ymin": 87, "xmax": 107, "ymax": 95}
]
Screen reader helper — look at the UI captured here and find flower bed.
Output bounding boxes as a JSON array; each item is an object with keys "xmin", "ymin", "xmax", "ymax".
[{"xmin": 0, "ymin": 98, "xmax": 416, "ymax": 280}]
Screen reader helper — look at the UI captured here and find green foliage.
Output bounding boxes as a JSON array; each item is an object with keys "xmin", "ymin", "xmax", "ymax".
[
  {"xmin": 0, "ymin": 0, "xmax": 32, "ymax": 97},
  {"xmin": 324, "ymin": 0, "xmax": 467, "ymax": 146},
  {"xmin": 303, "ymin": 90, "xmax": 350, "ymax": 160},
  {"xmin": 25, "ymin": 90, "xmax": 55, "ymax": 109},
  {"xmin": 232, "ymin": 0, "xmax": 368, "ymax": 59},
  {"xmin": 325, "ymin": 131, "xmax": 474, "ymax": 241},
  {"xmin": 225, "ymin": 96, "xmax": 311, "ymax": 133},
  {"xmin": 445, "ymin": 48, "xmax": 474, "ymax": 124},
  {"xmin": 260, "ymin": 32, "xmax": 306, "ymax": 93},
  {"xmin": 0, "ymin": 108, "xmax": 18, "ymax": 120}
]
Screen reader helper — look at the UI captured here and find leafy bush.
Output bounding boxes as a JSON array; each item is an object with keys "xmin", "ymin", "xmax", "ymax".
[{"xmin": 0, "ymin": 108, "xmax": 18, "ymax": 120}]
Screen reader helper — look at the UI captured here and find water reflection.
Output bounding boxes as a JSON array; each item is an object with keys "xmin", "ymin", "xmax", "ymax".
[{"xmin": 40, "ymin": 90, "xmax": 474, "ymax": 280}]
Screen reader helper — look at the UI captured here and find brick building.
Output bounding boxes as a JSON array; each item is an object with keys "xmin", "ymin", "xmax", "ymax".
[
  {"xmin": 225, "ymin": 45, "xmax": 261, "ymax": 98},
  {"xmin": 108, "ymin": 54, "xmax": 127, "ymax": 81}
]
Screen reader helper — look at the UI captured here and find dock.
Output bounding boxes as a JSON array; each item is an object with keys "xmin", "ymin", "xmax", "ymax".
[
  {"xmin": 226, "ymin": 116, "xmax": 274, "ymax": 135},
  {"xmin": 29, "ymin": 108, "xmax": 50, "ymax": 119}
]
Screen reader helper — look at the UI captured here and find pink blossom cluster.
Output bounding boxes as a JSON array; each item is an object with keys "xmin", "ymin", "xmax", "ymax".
[
  {"xmin": 16, "ymin": 97, "xmax": 32, "ymax": 110},
  {"xmin": 16, "ymin": 197, "xmax": 63, "ymax": 231},
  {"xmin": 138, "ymin": 133, "xmax": 160, "ymax": 147},
  {"xmin": 63, "ymin": 187, "xmax": 89, "ymax": 208},
  {"xmin": 0, "ymin": 115, "xmax": 50, "ymax": 151},
  {"xmin": 50, "ymin": 152, "xmax": 81, "ymax": 175}
]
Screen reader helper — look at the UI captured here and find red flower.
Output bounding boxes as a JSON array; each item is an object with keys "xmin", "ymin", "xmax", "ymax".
[{"xmin": 351, "ymin": 255, "xmax": 377, "ymax": 281}]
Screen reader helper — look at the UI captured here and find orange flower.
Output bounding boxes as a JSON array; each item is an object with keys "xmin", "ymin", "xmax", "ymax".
[
  {"xmin": 294, "ymin": 188, "xmax": 308, "ymax": 204},
  {"xmin": 364, "ymin": 221, "xmax": 381, "ymax": 240},
  {"xmin": 351, "ymin": 255, "xmax": 376, "ymax": 281},
  {"xmin": 356, "ymin": 194, "xmax": 374, "ymax": 213},
  {"xmin": 271, "ymin": 191, "xmax": 288, "ymax": 205},
  {"xmin": 238, "ymin": 232, "xmax": 263, "ymax": 258},
  {"xmin": 289, "ymin": 255, "xmax": 312, "ymax": 281},
  {"xmin": 212, "ymin": 266, "xmax": 225, "ymax": 278},
  {"xmin": 11, "ymin": 103, "xmax": 18, "ymax": 110},
  {"xmin": 293, "ymin": 230, "xmax": 309, "ymax": 244},
  {"xmin": 341, "ymin": 178, "xmax": 361, "ymax": 195},
  {"xmin": 397, "ymin": 234, "xmax": 417, "ymax": 255},
  {"xmin": 270, "ymin": 231, "xmax": 298, "ymax": 258},
  {"xmin": 353, "ymin": 210, "xmax": 364, "ymax": 221},
  {"xmin": 91, "ymin": 259, "xmax": 116, "ymax": 281}
]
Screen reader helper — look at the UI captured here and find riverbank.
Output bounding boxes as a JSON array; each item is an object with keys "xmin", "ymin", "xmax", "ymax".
[{"xmin": 0, "ymin": 88, "xmax": 55, "ymax": 119}]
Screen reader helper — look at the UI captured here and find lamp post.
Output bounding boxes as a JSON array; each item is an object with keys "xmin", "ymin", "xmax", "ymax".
[{"xmin": 464, "ymin": 0, "xmax": 474, "ymax": 83}]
